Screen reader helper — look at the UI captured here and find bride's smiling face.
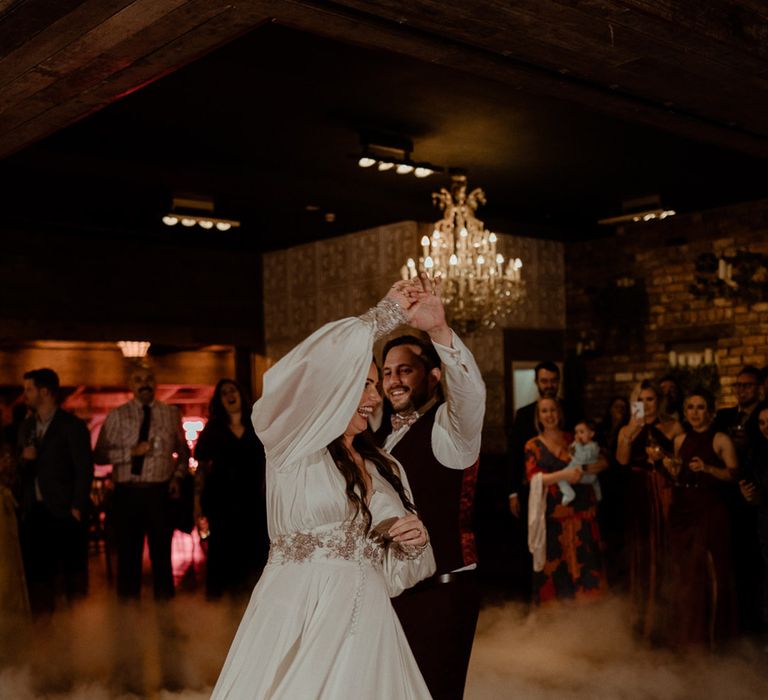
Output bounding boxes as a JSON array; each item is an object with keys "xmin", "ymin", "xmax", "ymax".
[{"xmin": 345, "ymin": 362, "xmax": 381, "ymax": 438}]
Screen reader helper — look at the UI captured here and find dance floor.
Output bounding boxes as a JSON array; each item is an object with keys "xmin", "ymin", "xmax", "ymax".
[{"xmin": 1, "ymin": 535, "xmax": 767, "ymax": 699}]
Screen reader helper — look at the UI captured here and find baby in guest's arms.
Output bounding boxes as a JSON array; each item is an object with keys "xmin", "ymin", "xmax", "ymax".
[{"xmin": 558, "ymin": 419, "xmax": 601, "ymax": 505}]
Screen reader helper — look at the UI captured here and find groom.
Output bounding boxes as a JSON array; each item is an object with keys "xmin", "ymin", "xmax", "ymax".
[{"xmin": 376, "ymin": 274, "xmax": 485, "ymax": 700}]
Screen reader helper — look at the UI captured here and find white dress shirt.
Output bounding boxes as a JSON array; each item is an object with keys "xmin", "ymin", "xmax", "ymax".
[{"xmin": 383, "ymin": 331, "xmax": 486, "ymax": 470}]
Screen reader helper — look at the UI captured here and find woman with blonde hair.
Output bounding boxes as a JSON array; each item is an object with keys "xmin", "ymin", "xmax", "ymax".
[{"xmin": 616, "ymin": 379, "xmax": 683, "ymax": 641}]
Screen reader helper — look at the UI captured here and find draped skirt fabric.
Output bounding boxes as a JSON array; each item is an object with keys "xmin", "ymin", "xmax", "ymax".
[
  {"xmin": 664, "ymin": 487, "xmax": 737, "ymax": 649},
  {"xmin": 211, "ymin": 557, "xmax": 431, "ymax": 699},
  {"xmin": 626, "ymin": 468, "xmax": 672, "ymax": 642},
  {"xmin": 0, "ymin": 487, "xmax": 29, "ymax": 616}
]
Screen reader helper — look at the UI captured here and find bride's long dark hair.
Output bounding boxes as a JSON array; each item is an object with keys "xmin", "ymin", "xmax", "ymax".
[{"xmin": 327, "ymin": 430, "xmax": 415, "ymax": 532}]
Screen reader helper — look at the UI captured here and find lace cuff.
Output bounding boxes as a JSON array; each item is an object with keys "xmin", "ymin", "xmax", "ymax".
[{"xmin": 359, "ymin": 297, "xmax": 407, "ymax": 340}]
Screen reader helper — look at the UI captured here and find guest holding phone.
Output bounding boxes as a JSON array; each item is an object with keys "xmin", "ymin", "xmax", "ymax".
[{"xmin": 616, "ymin": 380, "xmax": 682, "ymax": 642}]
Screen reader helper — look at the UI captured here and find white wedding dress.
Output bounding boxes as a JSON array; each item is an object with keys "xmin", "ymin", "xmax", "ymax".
[{"xmin": 211, "ymin": 310, "xmax": 436, "ymax": 700}]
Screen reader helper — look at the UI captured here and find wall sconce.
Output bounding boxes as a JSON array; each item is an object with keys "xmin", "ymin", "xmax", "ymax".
[{"xmin": 668, "ymin": 346, "xmax": 715, "ymax": 368}]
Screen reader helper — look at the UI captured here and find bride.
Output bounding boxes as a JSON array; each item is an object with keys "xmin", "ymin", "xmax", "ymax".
[{"xmin": 211, "ymin": 278, "xmax": 438, "ymax": 699}]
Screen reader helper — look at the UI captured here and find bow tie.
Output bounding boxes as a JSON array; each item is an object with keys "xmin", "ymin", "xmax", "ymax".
[{"xmin": 391, "ymin": 412, "xmax": 420, "ymax": 431}]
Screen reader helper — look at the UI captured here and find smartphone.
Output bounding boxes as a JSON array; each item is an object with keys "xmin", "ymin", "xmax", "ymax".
[{"xmin": 632, "ymin": 401, "xmax": 645, "ymax": 420}]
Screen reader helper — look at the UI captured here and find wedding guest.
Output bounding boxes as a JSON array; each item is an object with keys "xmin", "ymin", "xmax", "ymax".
[
  {"xmin": 94, "ymin": 364, "xmax": 189, "ymax": 600},
  {"xmin": 714, "ymin": 366, "xmax": 764, "ymax": 635},
  {"xmin": 616, "ymin": 380, "xmax": 683, "ymax": 641},
  {"xmin": 195, "ymin": 379, "xmax": 269, "ymax": 598},
  {"xmin": 663, "ymin": 389, "xmax": 738, "ymax": 650},
  {"xmin": 740, "ymin": 401, "xmax": 768, "ymax": 639},
  {"xmin": 508, "ymin": 362, "xmax": 566, "ymax": 519},
  {"xmin": 558, "ymin": 419, "xmax": 601, "ymax": 506},
  {"xmin": 596, "ymin": 396, "xmax": 629, "ymax": 454},
  {"xmin": 595, "ymin": 396, "xmax": 629, "ymax": 587},
  {"xmin": 659, "ymin": 375, "xmax": 683, "ymax": 423},
  {"xmin": 0, "ymin": 431, "xmax": 29, "ymax": 617},
  {"xmin": 527, "ymin": 398, "xmax": 607, "ymax": 604},
  {"xmin": 17, "ymin": 368, "xmax": 93, "ymax": 614}
]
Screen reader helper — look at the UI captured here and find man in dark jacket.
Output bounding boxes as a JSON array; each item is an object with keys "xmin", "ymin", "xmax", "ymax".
[{"xmin": 18, "ymin": 368, "xmax": 93, "ymax": 614}]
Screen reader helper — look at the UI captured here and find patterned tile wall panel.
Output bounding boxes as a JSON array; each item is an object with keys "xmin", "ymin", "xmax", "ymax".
[{"xmin": 263, "ymin": 222, "xmax": 565, "ymax": 454}]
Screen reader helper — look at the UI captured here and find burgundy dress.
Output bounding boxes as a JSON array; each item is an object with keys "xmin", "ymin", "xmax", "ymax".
[
  {"xmin": 664, "ymin": 427, "xmax": 737, "ymax": 649},
  {"xmin": 625, "ymin": 421, "xmax": 674, "ymax": 642}
]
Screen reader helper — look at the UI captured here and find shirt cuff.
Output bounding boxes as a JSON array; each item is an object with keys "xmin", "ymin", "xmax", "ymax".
[{"xmin": 432, "ymin": 333, "xmax": 464, "ymax": 364}]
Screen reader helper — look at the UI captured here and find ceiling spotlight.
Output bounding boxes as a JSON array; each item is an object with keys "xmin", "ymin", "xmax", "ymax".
[
  {"xmin": 162, "ymin": 194, "xmax": 240, "ymax": 231},
  {"xmin": 598, "ymin": 195, "xmax": 676, "ymax": 226},
  {"xmin": 355, "ymin": 132, "xmax": 444, "ymax": 178},
  {"xmin": 117, "ymin": 340, "xmax": 151, "ymax": 358},
  {"xmin": 598, "ymin": 208, "xmax": 677, "ymax": 225}
]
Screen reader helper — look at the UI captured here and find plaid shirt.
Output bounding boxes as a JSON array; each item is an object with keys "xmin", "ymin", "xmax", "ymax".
[{"xmin": 94, "ymin": 399, "xmax": 189, "ymax": 483}]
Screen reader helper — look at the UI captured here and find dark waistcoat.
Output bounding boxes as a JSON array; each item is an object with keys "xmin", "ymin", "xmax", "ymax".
[{"xmin": 379, "ymin": 402, "xmax": 478, "ymax": 574}]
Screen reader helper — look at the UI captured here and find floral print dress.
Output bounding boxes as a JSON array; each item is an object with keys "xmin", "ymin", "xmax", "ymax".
[{"xmin": 526, "ymin": 435, "xmax": 607, "ymax": 605}]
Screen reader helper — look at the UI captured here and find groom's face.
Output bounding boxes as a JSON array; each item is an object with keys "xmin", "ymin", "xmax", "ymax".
[{"xmin": 382, "ymin": 345, "xmax": 436, "ymax": 414}]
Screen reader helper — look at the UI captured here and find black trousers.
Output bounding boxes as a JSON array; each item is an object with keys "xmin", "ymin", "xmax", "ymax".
[
  {"xmin": 20, "ymin": 502, "xmax": 88, "ymax": 615},
  {"xmin": 113, "ymin": 483, "xmax": 174, "ymax": 600},
  {"xmin": 393, "ymin": 572, "xmax": 480, "ymax": 700}
]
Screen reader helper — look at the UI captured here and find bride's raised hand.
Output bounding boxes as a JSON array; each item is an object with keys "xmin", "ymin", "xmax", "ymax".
[{"xmin": 385, "ymin": 279, "xmax": 420, "ymax": 311}]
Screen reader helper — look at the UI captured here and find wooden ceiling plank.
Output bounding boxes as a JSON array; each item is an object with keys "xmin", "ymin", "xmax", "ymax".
[
  {"xmin": 613, "ymin": 0, "xmax": 768, "ymax": 62},
  {"xmin": 1, "ymin": 0, "xmax": 766, "ymax": 160},
  {"xmin": 318, "ymin": 0, "xmax": 768, "ymax": 131},
  {"xmin": 273, "ymin": 1, "xmax": 768, "ymax": 155},
  {"xmin": 0, "ymin": 0, "xmax": 237, "ymax": 127},
  {"xmin": 0, "ymin": 0, "xmax": 199, "ymax": 112},
  {"xmin": 36, "ymin": 0, "xmax": 198, "ymax": 76},
  {"xmin": 0, "ymin": 1, "xmax": 135, "ymax": 80},
  {"xmin": 0, "ymin": 3, "xmax": 275, "ymax": 155},
  {"xmin": 0, "ymin": 0, "xmax": 90, "ymax": 60},
  {"xmin": 290, "ymin": 0, "xmax": 768, "ymax": 137}
]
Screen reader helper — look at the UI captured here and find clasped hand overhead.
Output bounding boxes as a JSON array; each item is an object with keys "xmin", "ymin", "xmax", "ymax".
[{"xmin": 386, "ymin": 273, "xmax": 451, "ymax": 344}]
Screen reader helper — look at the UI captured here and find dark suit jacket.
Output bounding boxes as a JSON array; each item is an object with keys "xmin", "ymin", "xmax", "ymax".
[
  {"xmin": 713, "ymin": 404, "xmax": 759, "ymax": 472},
  {"xmin": 18, "ymin": 409, "xmax": 94, "ymax": 518}
]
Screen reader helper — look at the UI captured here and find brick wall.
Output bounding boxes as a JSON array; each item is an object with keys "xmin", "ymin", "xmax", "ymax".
[{"xmin": 567, "ymin": 198, "xmax": 768, "ymax": 419}]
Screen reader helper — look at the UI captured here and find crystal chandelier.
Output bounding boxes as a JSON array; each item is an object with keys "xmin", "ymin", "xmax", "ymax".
[{"xmin": 401, "ymin": 174, "xmax": 524, "ymax": 332}]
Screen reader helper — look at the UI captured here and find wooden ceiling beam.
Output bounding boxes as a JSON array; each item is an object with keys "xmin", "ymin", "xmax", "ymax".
[
  {"xmin": 0, "ymin": 0, "xmax": 277, "ymax": 157},
  {"xmin": 0, "ymin": 0, "xmax": 766, "ymax": 161},
  {"xmin": 307, "ymin": 0, "xmax": 768, "ymax": 140},
  {"xmin": 274, "ymin": 0, "xmax": 768, "ymax": 155}
]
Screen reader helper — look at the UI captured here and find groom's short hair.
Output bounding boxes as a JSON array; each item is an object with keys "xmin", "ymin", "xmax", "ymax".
[{"xmin": 382, "ymin": 334, "xmax": 441, "ymax": 371}]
